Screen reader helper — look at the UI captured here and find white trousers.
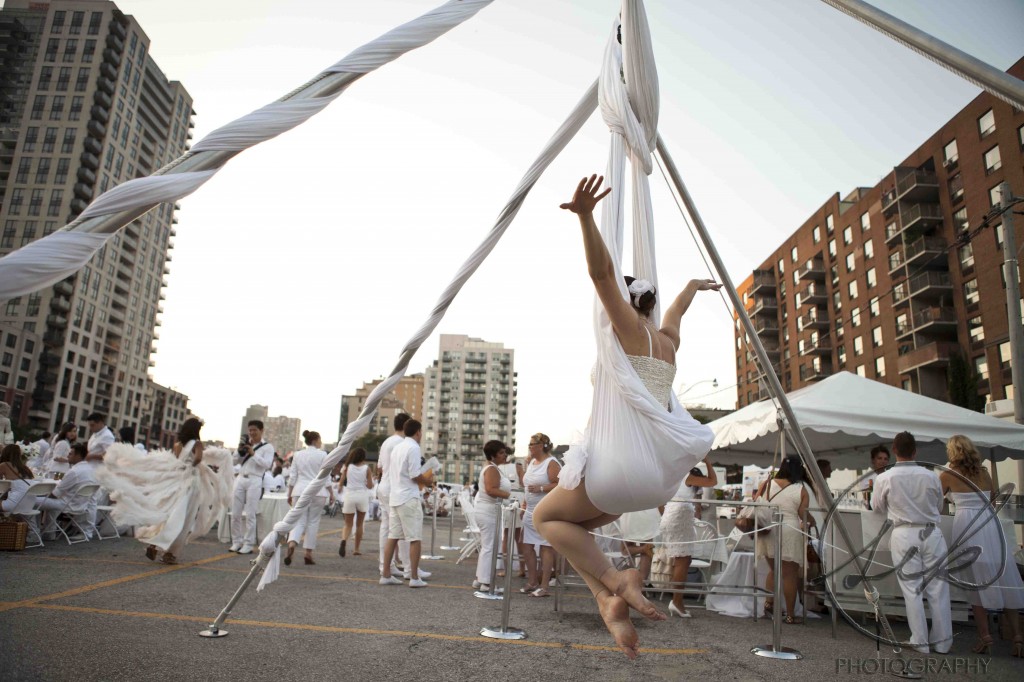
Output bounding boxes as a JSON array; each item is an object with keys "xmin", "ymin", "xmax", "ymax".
[
  {"xmin": 475, "ymin": 501, "xmax": 505, "ymax": 585},
  {"xmin": 378, "ymin": 489, "xmax": 409, "ymax": 574},
  {"xmin": 890, "ymin": 525, "xmax": 953, "ymax": 654},
  {"xmin": 231, "ymin": 476, "xmax": 262, "ymax": 546},
  {"xmin": 288, "ymin": 498, "xmax": 324, "ymax": 550}
]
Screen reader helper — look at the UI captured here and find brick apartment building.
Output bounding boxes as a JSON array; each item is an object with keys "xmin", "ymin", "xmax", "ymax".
[{"xmin": 736, "ymin": 58, "xmax": 1024, "ymax": 409}]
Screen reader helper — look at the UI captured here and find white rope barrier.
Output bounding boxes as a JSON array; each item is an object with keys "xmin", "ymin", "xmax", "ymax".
[{"xmin": 0, "ymin": 0, "xmax": 497, "ymax": 299}]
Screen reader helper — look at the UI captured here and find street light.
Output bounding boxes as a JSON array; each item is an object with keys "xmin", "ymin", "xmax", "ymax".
[{"xmin": 677, "ymin": 378, "xmax": 718, "ymax": 401}]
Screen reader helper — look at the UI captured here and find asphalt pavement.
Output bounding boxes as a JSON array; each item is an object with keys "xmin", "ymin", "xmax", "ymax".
[{"xmin": 0, "ymin": 509, "xmax": 1019, "ymax": 681}]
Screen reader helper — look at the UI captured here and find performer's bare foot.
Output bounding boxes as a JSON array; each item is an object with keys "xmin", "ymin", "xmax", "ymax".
[
  {"xmin": 612, "ymin": 568, "xmax": 665, "ymax": 621},
  {"xmin": 597, "ymin": 590, "xmax": 640, "ymax": 660}
]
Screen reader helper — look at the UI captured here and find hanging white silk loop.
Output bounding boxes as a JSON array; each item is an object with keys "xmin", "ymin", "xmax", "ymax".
[{"xmin": 559, "ymin": 0, "xmax": 713, "ymax": 515}]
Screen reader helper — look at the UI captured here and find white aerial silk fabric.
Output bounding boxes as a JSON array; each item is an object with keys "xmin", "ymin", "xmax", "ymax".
[
  {"xmin": 0, "ymin": 0, "xmax": 496, "ymax": 300},
  {"xmin": 95, "ymin": 443, "xmax": 234, "ymax": 551},
  {"xmin": 255, "ymin": 81, "xmax": 601, "ymax": 592},
  {"xmin": 558, "ymin": 1, "xmax": 714, "ymax": 516}
]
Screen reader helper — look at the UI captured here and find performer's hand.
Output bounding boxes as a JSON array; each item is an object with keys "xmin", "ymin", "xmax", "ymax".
[
  {"xmin": 560, "ymin": 174, "xmax": 612, "ymax": 215},
  {"xmin": 690, "ymin": 278, "xmax": 722, "ymax": 292}
]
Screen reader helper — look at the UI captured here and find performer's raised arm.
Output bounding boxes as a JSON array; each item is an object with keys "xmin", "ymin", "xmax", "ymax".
[{"xmin": 660, "ymin": 279, "xmax": 721, "ymax": 351}]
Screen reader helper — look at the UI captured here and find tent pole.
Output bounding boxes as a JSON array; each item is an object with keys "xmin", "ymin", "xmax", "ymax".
[
  {"xmin": 818, "ymin": 0, "xmax": 1024, "ymax": 110},
  {"xmin": 654, "ymin": 137, "xmax": 903, "ymax": 644}
]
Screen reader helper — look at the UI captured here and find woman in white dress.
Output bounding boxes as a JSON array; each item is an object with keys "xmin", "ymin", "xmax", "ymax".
[
  {"xmin": 339, "ymin": 446, "xmax": 374, "ymax": 557},
  {"xmin": 757, "ymin": 455, "xmax": 809, "ymax": 624},
  {"xmin": 474, "ymin": 440, "xmax": 513, "ymax": 590},
  {"xmin": 98, "ymin": 418, "xmax": 233, "ymax": 565},
  {"xmin": 939, "ymin": 435, "xmax": 1024, "ymax": 657},
  {"xmin": 533, "ymin": 176, "xmax": 718, "ymax": 657},
  {"xmin": 519, "ymin": 432, "xmax": 561, "ymax": 597},
  {"xmin": 46, "ymin": 422, "xmax": 77, "ymax": 478},
  {"xmin": 285, "ymin": 430, "xmax": 330, "ymax": 566},
  {"xmin": 0, "ymin": 443, "xmax": 35, "ymax": 512},
  {"xmin": 659, "ymin": 456, "xmax": 717, "ymax": 618}
]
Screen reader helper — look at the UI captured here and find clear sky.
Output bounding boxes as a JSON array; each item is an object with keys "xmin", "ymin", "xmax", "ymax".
[{"xmin": 107, "ymin": 0, "xmax": 1024, "ymax": 450}]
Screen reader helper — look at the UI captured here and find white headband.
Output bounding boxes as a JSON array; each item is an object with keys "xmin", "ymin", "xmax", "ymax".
[{"xmin": 627, "ymin": 278, "xmax": 655, "ymax": 309}]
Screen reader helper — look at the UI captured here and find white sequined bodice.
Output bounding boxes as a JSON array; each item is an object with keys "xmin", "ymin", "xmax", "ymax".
[{"xmin": 626, "ymin": 355, "xmax": 676, "ymax": 409}]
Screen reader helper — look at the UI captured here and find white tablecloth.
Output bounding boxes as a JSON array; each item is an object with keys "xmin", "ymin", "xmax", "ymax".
[
  {"xmin": 216, "ymin": 492, "xmax": 292, "ymax": 543},
  {"xmin": 705, "ymin": 551, "xmax": 816, "ymax": 619}
]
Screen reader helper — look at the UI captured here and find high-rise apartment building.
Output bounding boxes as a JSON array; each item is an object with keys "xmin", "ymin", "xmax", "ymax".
[
  {"xmin": 423, "ymin": 334, "xmax": 517, "ymax": 483},
  {"xmin": 263, "ymin": 414, "xmax": 301, "ymax": 457},
  {"xmin": 735, "ymin": 58, "xmax": 1024, "ymax": 409},
  {"xmin": 0, "ymin": 1, "xmax": 194, "ymax": 436},
  {"xmin": 138, "ymin": 380, "xmax": 189, "ymax": 450},
  {"xmin": 338, "ymin": 374, "xmax": 425, "ymax": 441},
  {"xmin": 240, "ymin": 404, "xmax": 268, "ymax": 437}
]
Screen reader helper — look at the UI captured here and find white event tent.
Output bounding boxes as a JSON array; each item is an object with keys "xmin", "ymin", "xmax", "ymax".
[{"xmin": 708, "ymin": 372, "xmax": 1024, "ymax": 469}]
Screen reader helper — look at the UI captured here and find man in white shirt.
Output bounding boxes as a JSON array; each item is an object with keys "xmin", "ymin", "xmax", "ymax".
[
  {"xmin": 85, "ymin": 412, "xmax": 115, "ymax": 464},
  {"xmin": 860, "ymin": 445, "xmax": 890, "ymax": 506},
  {"xmin": 376, "ymin": 413, "xmax": 411, "ymax": 576},
  {"xmin": 38, "ymin": 443, "xmax": 97, "ymax": 537},
  {"xmin": 230, "ymin": 420, "xmax": 276, "ymax": 554},
  {"xmin": 872, "ymin": 431, "xmax": 951, "ymax": 654},
  {"xmin": 380, "ymin": 419, "xmax": 432, "ymax": 587}
]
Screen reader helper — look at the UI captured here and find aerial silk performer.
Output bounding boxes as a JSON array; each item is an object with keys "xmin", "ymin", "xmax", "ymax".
[{"xmin": 533, "ymin": 4, "xmax": 717, "ymax": 660}]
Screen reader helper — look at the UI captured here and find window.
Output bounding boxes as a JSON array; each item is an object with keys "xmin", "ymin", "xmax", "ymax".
[
  {"xmin": 845, "ymin": 253, "xmax": 855, "ymax": 273},
  {"xmin": 23, "ymin": 127, "xmax": 38, "ymax": 152},
  {"xmin": 952, "ymin": 207, "xmax": 968, "ymax": 232},
  {"xmin": 30, "ymin": 95, "xmax": 45, "ymax": 120},
  {"xmin": 984, "ymin": 145, "xmax": 1002, "ymax": 174},
  {"xmin": 8, "ymin": 189, "xmax": 24, "ymax": 215},
  {"xmin": 959, "ymin": 242, "xmax": 974, "ymax": 270},
  {"xmin": 15, "ymin": 158, "xmax": 30, "ymax": 184},
  {"xmin": 88, "ymin": 12, "xmax": 102, "ymax": 35},
  {"xmin": 995, "ymin": 223, "xmax": 1004, "ymax": 251},
  {"xmin": 34, "ymin": 158, "xmax": 50, "ymax": 184},
  {"xmin": 856, "ymin": 364, "xmax": 866, "ymax": 378},
  {"xmin": 833, "ymin": 290, "xmax": 842, "ymax": 310},
  {"xmin": 843, "ymin": 226, "xmax": 853, "ymax": 245},
  {"xmin": 28, "ymin": 189, "xmax": 43, "ymax": 216},
  {"xmin": 851, "ymin": 307, "xmax": 861, "ymax": 328},
  {"xmin": 51, "ymin": 10, "xmax": 66, "ymax": 32},
  {"xmin": 875, "ymin": 357, "xmax": 886, "ymax": 378},
  {"xmin": 848, "ymin": 280, "xmax": 858, "ymax": 299},
  {"xmin": 791, "ymin": 246, "xmax": 798, "ymax": 263},
  {"xmin": 60, "ymin": 128, "xmax": 75, "ymax": 153},
  {"xmin": 828, "ymin": 239, "xmax": 836, "ymax": 259},
  {"xmin": 964, "ymin": 279, "xmax": 980, "ymax": 306},
  {"xmin": 866, "ymin": 267, "xmax": 877, "ymax": 289},
  {"xmin": 826, "ymin": 214, "xmax": 834, "ymax": 234},
  {"xmin": 943, "ymin": 139, "xmax": 958, "ymax": 166},
  {"xmin": 1000, "ymin": 341, "xmax": 1012, "ymax": 368},
  {"xmin": 63, "ymin": 39, "xmax": 78, "ymax": 63},
  {"xmin": 860, "ymin": 212, "xmax": 870, "ymax": 231},
  {"xmin": 83, "ymin": 39, "xmax": 96, "ymax": 62},
  {"xmin": 863, "ymin": 239, "xmax": 873, "ymax": 260},
  {"xmin": 42, "ymin": 127, "xmax": 56, "ymax": 152},
  {"xmin": 69, "ymin": 96, "xmax": 83, "ymax": 120},
  {"xmin": 975, "ymin": 354, "xmax": 989, "ymax": 381},
  {"xmin": 869, "ymin": 297, "xmax": 880, "ymax": 318},
  {"xmin": 872, "ymin": 326, "xmax": 883, "ymax": 348},
  {"xmin": 54, "ymin": 158, "xmax": 69, "ymax": 184},
  {"xmin": 978, "ymin": 109, "xmax": 995, "ymax": 138},
  {"xmin": 812, "ymin": 226, "xmax": 820, "ymax": 244},
  {"xmin": 1019, "ymin": 124, "xmax": 1024, "ymax": 149},
  {"xmin": 837, "ymin": 344, "xmax": 847, "ymax": 367},
  {"xmin": 56, "ymin": 66, "xmax": 71, "ymax": 91},
  {"xmin": 75, "ymin": 67, "xmax": 89, "ymax": 92},
  {"xmin": 948, "ymin": 173, "xmax": 964, "ymax": 203},
  {"xmin": 38, "ymin": 66, "xmax": 53, "ymax": 90},
  {"xmin": 1, "ymin": 221, "xmax": 15, "ymax": 247},
  {"xmin": 49, "ymin": 95, "xmax": 65, "ymax": 120},
  {"xmin": 47, "ymin": 189, "xmax": 63, "ymax": 217},
  {"xmin": 969, "ymin": 316, "xmax": 984, "ymax": 345},
  {"xmin": 70, "ymin": 11, "xmax": 84, "ymax": 35}
]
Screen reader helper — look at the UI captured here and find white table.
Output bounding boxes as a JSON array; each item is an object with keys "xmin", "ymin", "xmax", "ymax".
[{"xmin": 216, "ymin": 492, "xmax": 292, "ymax": 543}]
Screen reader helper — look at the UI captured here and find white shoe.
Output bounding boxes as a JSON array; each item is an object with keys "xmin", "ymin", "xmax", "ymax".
[
  {"xmin": 548, "ymin": 578, "xmax": 557, "ymax": 587},
  {"xmin": 229, "ymin": 543, "xmax": 241, "ymax": 552},
  {"xmin": 238, "ymin": 544, "xmax": 254, "ymax": 555},
  {"xmin": 472, "ymin": 580, "xmax": 481, "ymax": 589},
  {"xmin": 409, "ymin": 578, "xmax": 428, "ymax": 588},
  {"xmin": 405, "ymin": 568, "xmax": 431, "ymax": 580},
  {"xmin": 379, "ymin": 576, "xmax": 403, "ymax": 586}
]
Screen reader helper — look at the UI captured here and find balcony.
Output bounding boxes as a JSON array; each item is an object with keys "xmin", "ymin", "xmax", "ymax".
[
  {"xmin": 97, "ymin": 77, "xmax": 115, "ymax": 95},
  {"xmin": 43, "ymin": 331, "xmax": 65, "ymax": 346},
  {"xmin": 77, "ymin": 167, "xmax": 96, "ymax": 184},
  {"xmin": 35, "ymin": 370, "xmax": 57, "ymax": 386},
  {"xmin": 102, "ymin": 47, "xmax": 121, "ymax": 66},
  {"xmin": 753, "ymin": 318, "xmax": 779, "ymax": 336},
  {"xmin": 799, "ymin": 337, "xmax": 832, "ymax": 356},
  {"xmin": 87, "ymin": 119, "xmax": 106, "ymax": 139},
  {"xmin": 49, "ymin": 296, "xmax": 70, "ymax": 312},
  {"xmin": 89, "ymin": 104, "xmax": 109, "ymax": 124},
  {"xmin": 797, "ymin": 258, "xmax": 826, "ymax": 281},
  {"xmin": 38, "ymin": 351, "xmax": 60, "ymax": 367},
  {"xmin": 900, "ymin": 202, "xmax": 944, "ymax": 232},
  {"xmin": 94, "ymin": 90, "xmax": 112, "ymax": 108},
  {"xmin": 800, "ymin": 282, "xmax": 828, "ymax": 305},
  {"xmin": 750, "ymin": 270, "xmax": 775, "ymax": 295},
  {"xmin": 751, "ymin": 296, "xmax": 777, "ymax": 316},
  {"xmin": 897, "ymin": 341, "xmax": 956, "ymax": 373},
  {"xmin": 99, "ymin": 61, "xmax": 117, "ymax": 81},
  {"xmin": 31, "ymin": 388, "xmax": 55, "ymax": 403},
  {"xmin": 80, "ymin": 151, "xmax": 99, "ymax": 170},
  {"xmin": 46, "ymin": 314, "xmax": 68, "ymax": 329},
  {"xmin": 798, "ymin": 308, "xmax": 829, "ymax": 330},
  {"xmin": 800, "ymin": 363, "xmax": 833, "ymax": 382},
  {"xmin": 912, "ymin": 307, "xmax": 958, "ymax": 335},
  {"xmin": 109, "ymin": 20, "xmax": 127, "ymax": 41},
  {"xmin": 882, "ymin": 170, "xmax": 940, "ymax": 211},
  {"xmin": 904, "ymin": 236, "xmax": 946, "ymax": 268},
  {"xmin": 907, "ymin": 271, "xmax": 952, "ymax": 299},
  {"xmin": 74, "ymin": 182, "xmax": 94, "ymax": 200},
  {"xmin": 54, "ymin": 280, "xmax": 73, "ymax": 297},
  {"xmin": 83, "ymin": 136, "xmax": 102, "ymax": 155}
]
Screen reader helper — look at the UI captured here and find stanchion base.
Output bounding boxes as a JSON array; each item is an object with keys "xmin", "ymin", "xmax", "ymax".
[
  {"xmin": 421, "ymin": 555, "xmax": 444, "ymax": 561},
  {"xmin": 480, "ymin": 626, "xmax": 526, "ymax": 640},
  {"xmin": 751, "ymin": 644, "xmax": 802, "ymax": 660},
  {"xmin": 440, "ymin": 546, "xmax": 461, "ymax": 551},
  {"xmin": 474, "ymin": 590, "xmax": 504, "ymax": 600},
  {"xmin": 888, "ymin": 669, "xmax": 922, "ymax": 680},
  {"xmin": 198, "ymin": 628, "xmax": 229, "ymax": 638}
]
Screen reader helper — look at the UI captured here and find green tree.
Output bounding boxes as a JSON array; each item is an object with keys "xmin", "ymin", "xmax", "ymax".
[
  {"xmin": 947, "ymin": 349, "xmax": 985, "ymax": 412},
  {"xmin": 354, "ymin": 432, "xmax": 388, "ymax": 454}
]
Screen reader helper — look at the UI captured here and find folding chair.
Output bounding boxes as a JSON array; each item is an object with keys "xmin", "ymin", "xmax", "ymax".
[
  {"xmin": 95, "ymin": 490, "xmax": 122, "ymax": 540},
  {"xmin": 456, "ymin": 494, "xmax": 482, "ymax": 565},
  {"xmin": 66, "ymin": 483, "xmax": 101, "ymax": 543},
  {"xmin": 689, "ymin": 519, "xmax": 720, "ymax": 605},
  {"xmin": 10, "ymin": 480, "xmax": 58, "ymax": 548}
]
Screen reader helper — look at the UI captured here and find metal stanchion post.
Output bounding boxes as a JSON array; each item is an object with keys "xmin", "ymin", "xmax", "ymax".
[
  {"xmin": 474, "ymin": 501, "xmax": 504, "ymax": 600},
  {"xmin": 481, "ymin": 501, "xmax": 527, "ymax": 640},
  {"xmin": 752, "ymin": 509, "xmax": 802, "ymax": 660},
  {"xmin": 441, "ymin": 488, "xmax": 459, "ymax": 551},
  {"xmin": 422, "ymin": 487, "xmax": 443, "ymax": 560}
]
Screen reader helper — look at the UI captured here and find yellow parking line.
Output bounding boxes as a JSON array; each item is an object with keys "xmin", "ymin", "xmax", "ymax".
[
  {"xmin": 28, "ymin": 603, "xmax": 707, "ymax": 656},
  {"xmin": 0, "ymin": 553, "xmax": 235, "ymax": 613}
]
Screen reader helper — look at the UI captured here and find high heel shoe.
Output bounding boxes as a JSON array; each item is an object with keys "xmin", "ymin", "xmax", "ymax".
[
  {"xmin": 1012, "ymin": 636, "xmax": 1023, "ymax": 658},
  {"xmin": 668, "ymin": 602, "xmax": 691, "ymax": 619},
  {"xmin": 763, "ymin": 600, "xmax": 774, "ymax": 617},
  {"xmin": 971, "ymin": 635, "xmax": 993, "ymax": 655}
]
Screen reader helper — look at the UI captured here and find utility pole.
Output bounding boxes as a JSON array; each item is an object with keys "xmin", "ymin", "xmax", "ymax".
[{"xmin": 1000, "ymin": 182, "xmax": 1024, "ymax": 497}]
